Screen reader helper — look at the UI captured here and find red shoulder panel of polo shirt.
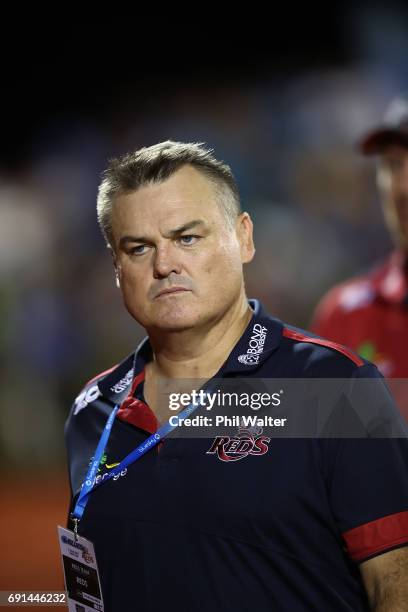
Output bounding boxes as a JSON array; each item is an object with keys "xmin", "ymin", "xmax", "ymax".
[
  {"xmin": 282, "ymin": 328, "xmax": 364, "ymax": 367},
  {"xmin": 342, "ymin": 510, "xmax": 408, "ymax": 562},
  {"xmin": 84, "ymin": 364, "xmax": 118, "ymax": 387}
]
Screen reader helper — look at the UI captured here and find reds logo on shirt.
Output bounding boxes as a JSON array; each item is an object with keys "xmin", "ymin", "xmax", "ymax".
[{"xmin": 206, "ymin": 426, "xmax": 271, "ymax": 462}]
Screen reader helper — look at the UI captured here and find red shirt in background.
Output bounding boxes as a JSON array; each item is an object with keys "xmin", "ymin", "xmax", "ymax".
[{"xmin": 311, "ymin": 250, "xmax": 408, "ymax": 378}]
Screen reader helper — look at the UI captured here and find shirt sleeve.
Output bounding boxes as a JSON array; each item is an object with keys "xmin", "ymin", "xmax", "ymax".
[{"xmin": 325, "ymin": 363, "xmax": 408, "ymax": 563}]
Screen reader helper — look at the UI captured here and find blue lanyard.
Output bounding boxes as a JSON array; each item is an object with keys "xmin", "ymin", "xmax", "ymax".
[{"xmin": 71, "ymin": 395, "xmax": 203, "ymax": 521}]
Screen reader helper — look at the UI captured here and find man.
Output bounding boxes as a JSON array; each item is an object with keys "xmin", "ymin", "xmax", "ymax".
[
  {"xmin": 311, "ymin": 95, "xmax": 408, "ymax": 378},
  {"xmin": 65, "ymin": 141, "xmax": 408, "ymax": 611}
]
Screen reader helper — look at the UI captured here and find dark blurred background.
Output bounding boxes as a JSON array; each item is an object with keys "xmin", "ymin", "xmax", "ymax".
[{"xmin": 1, "ymin": 6, "xmax": 408, "ymax": 598}]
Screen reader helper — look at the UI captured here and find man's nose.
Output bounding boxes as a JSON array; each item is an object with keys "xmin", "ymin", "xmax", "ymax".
[{"xmin": 153, "ymin": 243, "xmax": 182, "ymax": 279}]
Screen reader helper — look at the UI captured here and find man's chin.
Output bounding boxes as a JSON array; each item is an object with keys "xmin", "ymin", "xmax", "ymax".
[
  {"xmin": 154, "ymin": 321, "xmax": 197, "ymax": 332},
  {"xmin": 131, "ymin": 306, "xmax": 202, "ymax": 332},
  {"xmin": 141, "ymin": 319, "xmax": 197, "ymax": 335}
]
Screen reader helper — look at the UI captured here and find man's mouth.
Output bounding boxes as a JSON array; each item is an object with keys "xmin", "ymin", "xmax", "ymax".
[{"xmin": 155, "ymin": 287, "xmax": 190, "ymax": 299}]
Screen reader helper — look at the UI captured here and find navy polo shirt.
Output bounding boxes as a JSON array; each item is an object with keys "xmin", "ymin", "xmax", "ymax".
[{"xmin": 65, "ymin": 299, "xmax": 408, "ymax": 612}]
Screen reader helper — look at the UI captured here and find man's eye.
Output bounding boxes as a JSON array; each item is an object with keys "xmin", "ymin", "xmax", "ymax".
[
  {"xmin": 130, "ymin": 245, "xmax": 148, "ymax": 255},
  {"xmin": 179, "ymin": 235, "xmax": 199, "ymax": 245}
]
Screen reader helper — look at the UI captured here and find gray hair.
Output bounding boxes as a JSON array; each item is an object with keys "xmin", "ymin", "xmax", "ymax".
[{"xmin": 97, "ymin": 140, "xmax": 241, "ymax": 247}]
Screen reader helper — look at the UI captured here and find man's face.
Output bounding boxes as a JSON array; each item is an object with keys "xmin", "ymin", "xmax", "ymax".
[
  {"xmin": 379, "ymin": 144, "xmax": 408, "ymax": 249},
  {"xmin": 110, "ymin": 165, "xmax": 255, "ymax": 331}
]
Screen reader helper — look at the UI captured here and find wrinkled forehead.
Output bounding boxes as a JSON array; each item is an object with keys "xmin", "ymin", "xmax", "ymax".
[{"xmin": 111, "ymin": 166, "xmax": 227, "ymax": 243}]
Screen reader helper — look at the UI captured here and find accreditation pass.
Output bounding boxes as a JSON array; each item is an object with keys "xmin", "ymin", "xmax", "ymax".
[{"xmin": 58, "ymin": 526, "xmax": 104, "ymax": 611}]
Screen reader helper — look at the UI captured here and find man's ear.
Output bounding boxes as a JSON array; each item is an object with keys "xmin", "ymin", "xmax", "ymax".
[
  {"xmin": 236, "ymin": 212, "xmax": 255, "ymax": 264},
  {"xmin": 115, "ymin": 269, "xmax": 121, "ymax": 289},
  {"xmin": 108, "ymin": 246, "xmax": 121, "ymax": 288}
]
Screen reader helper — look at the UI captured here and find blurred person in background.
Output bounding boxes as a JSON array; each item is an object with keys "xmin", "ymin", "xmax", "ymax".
[{"xmin": 312, "ymin": 95, "xmax": 408, "ymax": 378}]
